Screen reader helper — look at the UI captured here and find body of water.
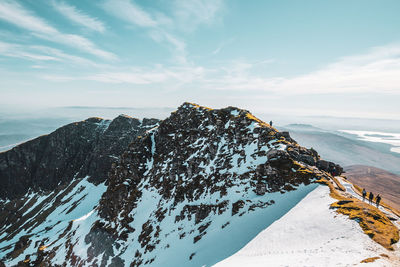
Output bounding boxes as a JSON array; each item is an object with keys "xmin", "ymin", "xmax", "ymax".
[{"xmin": 339, "ymin": 130, "xmax": 400, "ymax": 154}]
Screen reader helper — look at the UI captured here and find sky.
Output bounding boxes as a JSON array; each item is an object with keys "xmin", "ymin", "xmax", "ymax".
[{"xmin": 0, "ymin": 0, "xmax": 399, "ymax": 119}]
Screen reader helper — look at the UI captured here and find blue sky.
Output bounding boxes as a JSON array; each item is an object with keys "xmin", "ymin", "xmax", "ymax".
[{"xmin": 0, "ymin": 0, "xmax": 399, "ymax": 119}]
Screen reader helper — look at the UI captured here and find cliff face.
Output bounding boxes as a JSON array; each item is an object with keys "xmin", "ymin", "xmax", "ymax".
[
  {"xmin": 0, "ymin": 115, "xmax": 159, "ymax": 200},
  {"xmin": 99, "ymin": 103, "xmax": 321, "ymax": 222},
  {"xmin": 0, "ymin": 103, "xmax": 336, "ymax": 267},
  {"xmin": 0, "ymin": 115, "xmax": 159, "ymax": 266},
  {"xmin": 79, "ymin": 103, "xmax": 330, "ymax": 266}
]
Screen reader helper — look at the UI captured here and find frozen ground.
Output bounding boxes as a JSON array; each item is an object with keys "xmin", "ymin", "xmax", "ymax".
[{"xmin": 214, "ymin": 185, "xmax": 398, "ymax": 267}]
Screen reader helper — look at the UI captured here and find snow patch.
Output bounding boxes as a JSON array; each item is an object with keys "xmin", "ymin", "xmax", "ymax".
[{"xmin": 214, "ymin": 186, "xmax": 394, "ymax": 267}]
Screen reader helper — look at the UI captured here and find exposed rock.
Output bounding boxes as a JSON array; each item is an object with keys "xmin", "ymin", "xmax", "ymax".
[
  {"xmin": 85, "ymin": 103, "xmax": 328, "ymax": 265},
  {"xmin": 0, "ymin": 115, "xmax": 159, "ymax": 200},
  {"xmin": 0, "ymin": 102, "xmax": 335, "ymax": 267},
  {"xmin": 317, "ymin": 160, "xmax": 343, "ymax": 175}
]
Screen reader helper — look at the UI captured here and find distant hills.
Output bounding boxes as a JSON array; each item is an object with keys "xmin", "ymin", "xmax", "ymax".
[
  {"xmin": 280, "ymin": 124, "xmax": 323, "ymax": 131},
  {"xmin": 279, "ymin": 125, "xmax": 400, "ymax": 175}
]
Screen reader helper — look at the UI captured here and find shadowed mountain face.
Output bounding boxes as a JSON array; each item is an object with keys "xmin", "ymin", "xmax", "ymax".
[
  {"xmin": 0, "ymin": 115, "xmax": 159, "ymax": 200},
  {"xmin": 344, "ymin": 165, "xmax": 400, "ymax": 212},
  {"xmin": 0, "ymin": 107, "xmax": 173, "ymax": 154},
  {"xmin": 0, "ymin": 103, "xmax": 336, "ymax": 267}
]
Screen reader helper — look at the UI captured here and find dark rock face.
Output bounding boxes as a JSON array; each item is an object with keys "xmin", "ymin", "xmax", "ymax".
[
  {"xmin": 317, "ymin": 159, "xmax": 343, "ymax": 175},
  {"xmin": 0, "ymin": 103, "xmax": 337, "ymax": 267},
  {"xmin": 82, "ymin": 103, "xmax": 330, "ymax": 266},
  {"xmin": 0, "ymin": 115, "xmax": 159, "ymax": 266},
  {"xmin": 0, "ymin": 115, "xmax": 159, "ymax": 200},
  {"xmin": 99, "ymin": 104, "xmax": 317, "ymax": 220}
]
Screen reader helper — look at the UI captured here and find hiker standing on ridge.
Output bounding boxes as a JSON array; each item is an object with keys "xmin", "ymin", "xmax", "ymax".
[
  {"xmin": 362, "ymin": 188, "xmax": 367, "ymax": 202},
  {"xmin": 368, "ymin": 192, "xmax": 374, "ymax": 205},
  {"xmin": 270, "ymin": 120, "xmax": 273, "ymax": 127},
  {"xmin": 331, "ymin": 167, "xmax": 337, "ymax": 177},
  {"xmin": 376, "ymin": 194, "xmax": 382, "ymax": 208}
]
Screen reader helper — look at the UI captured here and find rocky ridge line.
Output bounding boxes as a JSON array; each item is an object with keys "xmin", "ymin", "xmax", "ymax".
[{"xmin": 0, "ymin": 103, "xmax": 341, "ymax": 267}]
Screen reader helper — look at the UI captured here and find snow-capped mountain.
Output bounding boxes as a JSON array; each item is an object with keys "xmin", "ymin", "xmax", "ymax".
[
  {"xmin": 2, "ymin": 103, "xmax": 395, "ymax": 267},
  {"xmin": 0, "ymin": 115, "xmax": 159, "ymax": 266}
]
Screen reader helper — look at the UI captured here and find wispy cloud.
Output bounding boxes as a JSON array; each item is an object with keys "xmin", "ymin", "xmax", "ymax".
[
  {"xmin": 0, "ymin": 40, "xmax": 104, "ymax": 68},
  {"xmin": 40, "ymin": 74, "xmax": 77, "ymax": 82},
  {"xmin": 41, "ymin": 65, "xmax": 206, "ymax": 86},
  {"xmin": 101, "ymin": 0, "xmax": 225, "ymax": 64},
  {"xmin": 201, "ymin": 44, "xmax": 400, "ymax": 95},
  {"xmin": 0, "ymin": 41, "xmax": 59, "ymax": 61},
  {"xmin": 102, "ymin": 0, "xmax": 187, "ymax": 63},
  {"xmin": 41, "ymin": 43, "xmax": 400, "ymax": 97},
  {"xmin": 31, "ymin": 65, "xmax": 45, "ymax": 69},
  {"xmin": 52, "ymin": 1, "xmax": 106, "ymax": 33},
  {"xmin": 86, "ymin": 71, "xmax": 169, "ymax": 84},
  {"xmin": 212, "ymin": 38, "xmax": 234, "ymax": 55},
  {"xmin": 148, "ymin": 30, "xmax": 187, "ymax": 64},
  {"xmin": 0, "ymin": 1, "xmax": 115, "ymax": 60},
  {"xmin": 103, "ymin": 0, "xmax": 158, "ymax": 28},
  {"xmin": 34, "ymin": 32, "xmax": 116, "ymax": 60},
  {"xmin": 31, "ymin": 45, "xmax": 105, "ymax": 67},
  {"xmin": 0, "ymin": 1, "xmax": 56, "ymax": 34},
  {"xmin": 173, "ymin": 0, "xmax": 224, "ymax": 32}
]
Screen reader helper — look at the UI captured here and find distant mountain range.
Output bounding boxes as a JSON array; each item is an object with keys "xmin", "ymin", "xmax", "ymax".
[{"xmin": 279, "ymin": 124, "xmax": 400, "ymax": 175}]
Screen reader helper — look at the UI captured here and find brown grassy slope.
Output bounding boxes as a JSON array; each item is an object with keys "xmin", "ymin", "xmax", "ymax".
[{"xmin": 344, "ymin": 165, "xmax": 400, "ymax": 212}]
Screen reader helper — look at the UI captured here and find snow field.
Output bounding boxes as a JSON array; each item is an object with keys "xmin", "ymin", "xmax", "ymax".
[{"xmin": 214, "ymin": 186, "xmax": 395, "ymax": 267}]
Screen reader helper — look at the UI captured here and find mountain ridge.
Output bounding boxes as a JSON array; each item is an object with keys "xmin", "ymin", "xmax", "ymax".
[
  {"xmin": 0, "ymin": 102, "xmax": 346, "ymax": 266},
  {"xmin": 0, "ymin": 115, "xmax": 159, "ymax": 200}
]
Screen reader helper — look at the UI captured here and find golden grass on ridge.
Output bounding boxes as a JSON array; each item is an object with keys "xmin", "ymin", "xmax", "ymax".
[{"xmin": 319, "ymin": 177, "xmax": 399, "ymax": 250}]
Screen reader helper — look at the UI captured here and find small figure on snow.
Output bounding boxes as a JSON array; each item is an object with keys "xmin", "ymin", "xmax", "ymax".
[
  {"xmin": 362, "ymin": 188, "xmax": 367, "ymax": 202},
  {"xmin": 368, "ymin": 192, "xmax": 374, "ymax": 205},
  {"xmin": 376, "ymin": 194, "xmax": 382, "ymax": 208},
  {"xmin": 269, "ymin": 120, "xmax": 273, "ymax": 127}
]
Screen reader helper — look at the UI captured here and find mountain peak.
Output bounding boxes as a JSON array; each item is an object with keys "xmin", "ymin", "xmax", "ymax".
[
  {"xmin": 181, "ymin": 101, "xmax": 207, "ymax": 108},
  {"xmin": 0, "ymin": 114, "xmax": 160, "ymax": 200},
  {"xmin": 91, "ymin": 103, "xmax": 330, "ymax": 266},
  {"xmin": 0, "ymin": 103, "xmax": 345, "ymax": 267},
  {"xmin": 174, "ymin": 103, "xmax": 270, "ymax": 130},
  {"xmin": 84, "ymin": 117, "xmax": 105, "ymax": 123}
]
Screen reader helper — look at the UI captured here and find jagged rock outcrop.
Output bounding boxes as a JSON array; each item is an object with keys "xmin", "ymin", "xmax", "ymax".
[
  {"xmin": 77, "ymin": 103, "xmax": 331, "ymax": 266},
  {"xmin": 317, "ymin": 159, "xmax": 343, "ymax": 175},
  {"xmin": 0, "ymin": 115, "xmax": 159, "ymax": 266},
  {"xmin": 0, "ymin": 103, "xmax": 338, "ymax": 267},
  {"xmin": 0, "ymin": 115, "xmax": 159, "ymax": 200}
]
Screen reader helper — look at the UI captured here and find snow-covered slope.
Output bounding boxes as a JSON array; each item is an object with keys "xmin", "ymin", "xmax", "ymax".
[
  {"xmin": 0, "ymin": 177, "xmax": 107, "ymax": 266},
  {"xmin": 214, "ymin": 185, "xmax": 399, "ymax": 266},
  {"xmin": 0, "ymin": 103, "xmax": 348, "ymax": 266},
  {"xmin": 74, "ymin": 103, "xmax": 327, "ymax": 266},
  {"xmin": 0, "ymin": 115, "xmax": 159, "ymax": 266}
]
